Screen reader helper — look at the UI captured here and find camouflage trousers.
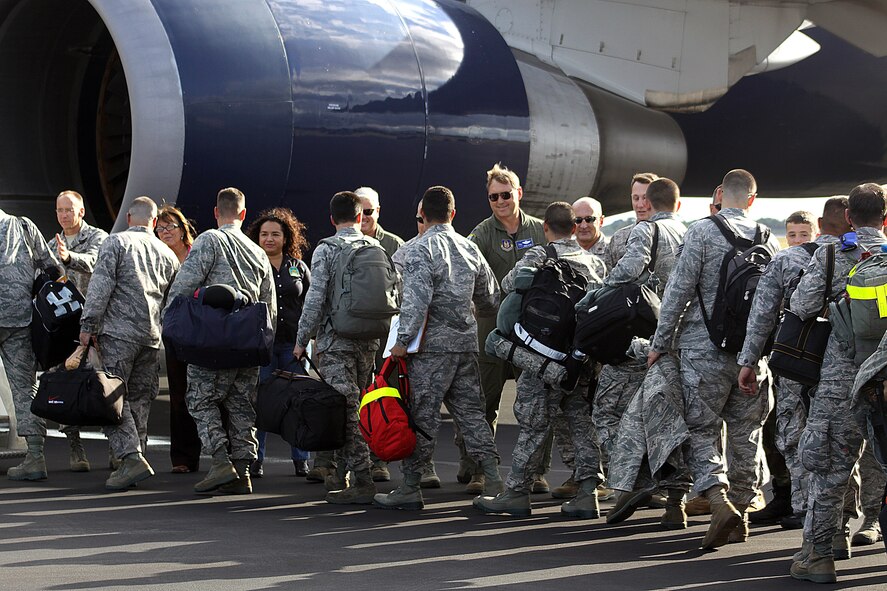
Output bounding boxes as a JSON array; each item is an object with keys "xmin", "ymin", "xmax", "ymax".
[
  {"xmin": 799, "ymin": 379, "xmax": 871, "ymax": 555},
  {"xmin": 403, "ymin": 352, "xmax": 497, "ymax": 478},
  {"xmin": 859, "ymin": 442, "xmax": 887, "ymax": 521},
  {"xmin": 681, "ymin": 348, "xmax": 772, "ymax": 505},
  {"xmin": 316, "ymin": 348, "xmax": 376, "ymax": 474},
  {"xmin": 774, "ymin": 377, "xmax": 810, "ymax": 513},
  {"xmin": 592, "ymin": 360, "xmax": 647, "ymax": 468},
  {"xmin": 186, "ymin": 365, "xmax": 259, "ymax": 461},
  {"xmin": 99, "ymin": 336, "xmax": 160, "ymax": 459},
  {"xmin": 505, "ymin": 369, "xmax": 603, "ymax": 492},
  {"xmin": 553, "ymin": 409, "xmax": 576, "ymax": 471},
  {"xmin": 0, "ymin": 327, "xmax": 43, "ymax": 437}
]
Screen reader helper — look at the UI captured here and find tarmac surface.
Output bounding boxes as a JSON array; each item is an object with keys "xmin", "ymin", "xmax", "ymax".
[{"xmin": 1, "ymin": 385, "xmax": 886, "ymax": 591}]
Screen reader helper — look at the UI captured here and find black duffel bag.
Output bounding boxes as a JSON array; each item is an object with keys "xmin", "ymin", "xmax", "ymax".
[
  {"xmin": 769, "ymin": 244, "xmax": 834, "ymax": 386},
  {"xmin": 32, "ymin": 345, "xmax": 125, "ymax": 426},
  {"xmin": 31, "ymin": 273, "xmax": 85, "ymax": 370},
  {"xmin": 162, "ymin": 285, "xmax": 274, "ymax": 370},
  {"xmin": 573, "ymin": 283, "xmax": 660, "ymax": 365},
  {"xmin": 255, "ymin": 357, "xmax": 346, "ymax": 451}
]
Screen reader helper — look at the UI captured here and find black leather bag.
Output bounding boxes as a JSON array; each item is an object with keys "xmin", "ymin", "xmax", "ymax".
[
  {"xmin": 162, "ymin": 289, "xmax": 274, "ymax": 370},
  {"xmin": 769, "ymin": 244, "xmax": 834, "ymax": 386},
  {"xmin": 255, "ymin": 358, "xmax": 346, "ymax": 451},
  {"xmin": 32, "ymin": 346, "xmax": 125, "ymax": 426},
  {"xmin": 30, "ymin": 274, "xmax": 85, "ymax": 370}
]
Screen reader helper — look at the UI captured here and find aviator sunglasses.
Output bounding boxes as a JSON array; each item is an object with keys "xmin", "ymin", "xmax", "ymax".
[{"xmin": 488, "ymin": 191, "xmax": 513, "ymax": 202}]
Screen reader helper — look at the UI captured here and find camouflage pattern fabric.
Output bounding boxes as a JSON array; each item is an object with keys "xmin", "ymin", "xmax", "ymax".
[
  {"xmin": 605, "ymin": 223, "xmax": 633, "ymax": 271},
  {"xmin": 592, "ymin": 360, "xmax": 647, "ymax": 460},
  {"xmin": 81, "ymin": 226, "xmax": 178, "ymax": 348},
  {"xmin": 0, "ymin": 328, "xmax": 43, "ymax": 437},
  {"xmin": 0, "ymin": 211, "xmax": 59, "ymax": 328},
  {"xmin": 47, "ymin": 221, "xmax": 108, "ymax": 298},
  {"xmin": 99, "ymin": 335, "xmax": 160, "ymax": 459},
  {"xmin": 775, "ymin": 377, "xmax": 810, "ymax": 513},
  {"xmin": 402, "ymin": 352, "xmax": 497, "ymax": 478},
  {"xmin": 603, "ymin": 212, "xmax": 687, "ymax": 298},
  {"xmin": 187, "ymin": 364, "xmax": 260, "ymax": 459},
  {"xmin": 485, "ymin": 329, "xmax": 567, "ymax": 387},
  {"xmin": 505, "ymin": 365, "xmax": 602, "ymax": 492}
]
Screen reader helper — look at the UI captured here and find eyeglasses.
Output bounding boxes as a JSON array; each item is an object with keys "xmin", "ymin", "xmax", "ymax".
[
  {"xmin": 713, "ymin": 203, "xmax": 722, "ymax": 211},
  {"xmin": 55, "ymin": 208, "xmax": 75, "ymax": 214},
  {"xmin": 574, "ymin": 216, "xmax": 597, "ymax": 224},
  {"xmin": 156, "ymin": 223, "xmax": 180, "ymax": 233},
  {"xmin": 363, "ymin": 208, "xmax": 377, "ymax": 216},
  {"xmin": 415, "ymin": 216, "xmax": 424, "ymax": 224},
  {"xmin": 488, "ymin": 191, "xmax": 513, "ymax": 202}
]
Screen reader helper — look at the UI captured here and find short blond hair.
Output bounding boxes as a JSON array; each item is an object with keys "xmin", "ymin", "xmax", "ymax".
[{"xmin": 486, "ymin": 162, "xmax": 521, "ymax": 190}]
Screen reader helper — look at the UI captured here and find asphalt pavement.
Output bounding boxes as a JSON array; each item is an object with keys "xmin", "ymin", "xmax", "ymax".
[{"xmin": 1, "ymin": 386, "xmax": 886, "ymax": 591}]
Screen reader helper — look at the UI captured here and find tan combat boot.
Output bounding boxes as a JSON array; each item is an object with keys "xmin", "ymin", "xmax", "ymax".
[
  {"xmin": 660, "ymin": 489, "xmax": 687, "ymax": 530},
  {"xmin": 606, "ymin": 487, "xmax": 653, "ymax": 524},
  {"xmin": 326, "ymin": 469, "xmax": 376, "ymax": 504},
  {"xmin": 790, "ymin": 549, "xmax": 837, "ymax": 584},
  {"xmin": 701, "ymin": 485, "xmax": 741, "ymax": 549},
  {"xmin": 105, "ymin": 453, "xmax": 154, "ymax": 490},
  {"xmin": 374, "ymin": 473, "xmax": 424, "ymax": 510},
  {"xmin": 194, "ymin": 450, "xmax": 238, "ymax": 493},
  {"xmin": 727, "ymin": 503, "xmax": 749, "ymax": 544},
  {"xmin": 551, "ymin": 477, "xmax": 578, "ymax": 499},
  {"xmin": 561, "ymin": 478, "xmax": 600, "ymax": 519},
  {"xmin": 8, "ymin": 436, "xmax": 47, "ymax": 481},
  {"xmin": 219, "ymin": 459, "xmax": 253, "ymax": 494},
  {"xmin": 67, "ymin": 432, "xmax": 90, "ymax": 472},
  {"xmin": 473, "ymin": 488, "xmax": 532, "ymax": 517},
  {"xmin": 480, "ymin": 457, "xmax": 504, "ymax": 495}
]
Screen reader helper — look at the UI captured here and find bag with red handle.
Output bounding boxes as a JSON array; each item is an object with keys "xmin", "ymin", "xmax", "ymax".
[{"xmin": 358, "ymin": 357, "xmax": 430, "ymax": 461}]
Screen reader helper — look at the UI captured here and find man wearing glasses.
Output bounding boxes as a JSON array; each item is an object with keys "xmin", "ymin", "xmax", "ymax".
[
  {"xmin": 354, "ymin": 187, "xmax": 404, "ymax": 259},
  {"xmin": 354, "ymin": 186, "xmax": 405, "ymax": 483},
  {"xmin": 465, "ymin": 163, "xmax": 545, "ymax": 494},
  {"xmin": 572, "ymin": 196, "xmax": 609, "ymax": 277},
  {"xmin": 47, "ymin": 190, "xmax": 108, "ymax": 473}
]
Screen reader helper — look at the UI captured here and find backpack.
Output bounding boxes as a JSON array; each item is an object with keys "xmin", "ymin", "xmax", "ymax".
[
  {"xmin": 572, "ymin": 222, "xmax": 661, "ymax": 365},
  {"xmin": 358, "ymin": 357, "xmax": 429, "ymax": 461},
  {"xmin": 770, "ymin": 243, "xmax": 833, "ymax": 385},
  {"xmin": 30, "ymin": 273, "xmax": 85, "ymax": 370},
  {"xmin": 517, "ymin": 245, "xmax": 589, "ymax": 354},
  {"xmin": 697, "ymin": 215, "xmax": 774, "ymax": 353},
  {"xmin": 322, "ymin": 236, "xmax": 400, "ymax": 339},
  {"xmin": 843, "ymin": 248, "xmax": 887, "ymax": 365}
]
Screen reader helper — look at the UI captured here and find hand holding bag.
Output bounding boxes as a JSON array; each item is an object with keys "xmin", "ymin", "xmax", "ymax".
[{"xmin": 32, "ymin": 343, "xmax": 125, "ymax": 426}]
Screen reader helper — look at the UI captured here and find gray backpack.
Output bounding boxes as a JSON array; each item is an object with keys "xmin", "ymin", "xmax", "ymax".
[
  {"xmin": 834, "ymin": 249, "xmax": 887, "ymax": 365},
  {"xmin": 322, "ymin": 236, "xmax": 400, "ymax": 339}
]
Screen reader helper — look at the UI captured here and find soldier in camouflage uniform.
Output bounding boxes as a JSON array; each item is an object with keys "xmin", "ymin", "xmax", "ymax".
[
  {"xmin": 294, "ymin": 191, "xmax": 388, "ymax": 505},
  {"xmin": 465, "ymin": 163, "xmax": 546, "ymax": 493},
  {"xmin": 79, "ymin": 197, "xmax": 178, "ymax": 490},
  {"xmin": 786, "ymin": 184, "xmax": 887, "ymax": 583},
  {"xmin": 353, "ymin": 186, "xmax": 404, "ymax": 483},
  {"xmin": 2, "ymin": 209, "xmax": 60, "ymax": 481},
  {"xmin": 594, "ymin": 179, "xmax": 687, "ymax": 519},
  {"xmin": 607, "ymin": 338, "xmax": 691, "ymax": 528},
  {"xmin": 604, "ymin": 172, "xmax": 657, "ymax": 270},
  {"xmin": 649, "ymin": 170, "xmax": 780, "ymax": 550},
  {"xmin": 47, "ymin": 190, "xmax": 108, "ymax": 472},
  {"xmin": 165, "ymin": 188, "xmax": 276, "ymax": 495},
  {"xmin": 374, "ymin": 186, "xmax": 501, "ymax": 511},
  {"xmin": 738, "ymin": 206, "xmax": 848, "ymax": 529},
  {"xmin": 473, "ymin": 202, "xmax": 604, "ymax": 518}
]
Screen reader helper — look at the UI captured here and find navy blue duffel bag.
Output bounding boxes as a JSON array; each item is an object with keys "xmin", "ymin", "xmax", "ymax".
[{"xmin": 162, "ymin": 285, "xmax": 274, "ymax": 370}]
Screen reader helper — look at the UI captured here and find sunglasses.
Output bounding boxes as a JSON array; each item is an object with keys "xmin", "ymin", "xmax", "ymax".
[
  {"xmin": 487, "ymin": 191, "xmax": 513, "ymax": 202},
  {"xmin": 156, "ymin": 223, "xmax": 180, "ymax": 233},
  {"xmin": 574, "ymin": 216, "xmax": 597, "ymax": 224},
  {"xmin": 415, "ymin": 216, "xmax": 424, "ymax": 224},
  {"xmin": 713, "ymin": 203, "xmax": 722, "ymax": 211},
  {"xmin": 362, "ymin": 208, "xmax": 377, "ymax": 216}
]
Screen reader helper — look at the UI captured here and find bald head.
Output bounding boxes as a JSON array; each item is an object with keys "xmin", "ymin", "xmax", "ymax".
[
  {"xmin": 572, "ymin": 196, "xmax": 604, "ymax": 249},
  {"xmin": 127, "ymin": 197, "xmax": 158, "ymax": 227}
]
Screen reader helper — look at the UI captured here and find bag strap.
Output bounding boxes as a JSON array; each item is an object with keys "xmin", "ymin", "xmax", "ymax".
[
  {"xmin": 707, "ymin": 214, "xmax": 741, "ymax": 248},
  {"xmin": 801, "ymin": 242, "xmax": 819, "ymax": 257},
  {"xmin": 544, "ymin": 243, "xmax": 559, "ymax": 261},
  {"xmin": 301, "ymin": 354, "xmax": 333, "ymax": 387},
  {"xmin": 644, "ymin": 220, "xmax": 660, "ymax": 274},
  {"xmin": 215, "ymin": 230, "xmax": 251, "ymax": 299},
  {"xmin": 821, "ymin": 243, "xmax": 835, "ymax": 314}
]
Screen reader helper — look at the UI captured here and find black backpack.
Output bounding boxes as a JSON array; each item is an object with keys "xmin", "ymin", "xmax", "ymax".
[
  {"xmin": 518, "ymin": 245, "xmax": 589, "ymax": 353},
  {"xmin": 697, "ymin": 215, "xmax": 774, "ymax": 353},
  {"xmin": 572, "ymin": 222, "xmax": 661, "ymax": 365},
  {"xmin": 30, "ymin": 273, "xmax": 85, "ymax": 370}
]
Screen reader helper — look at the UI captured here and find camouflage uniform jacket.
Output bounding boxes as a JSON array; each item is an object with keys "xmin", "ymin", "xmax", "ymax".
[
  {"xmin": 651, "ymin": 208, "xmax": 780, "ymax": 353},
  {"xmin": 165, "ymin": 223, "xmax": 277, "ymax": 336},
  {"xmin": 501, "ymin": 237, "xmax": 604, "ymax": 295},
  {"xmin": 391, "ymin": 234, "xmax": 420, "ymax": 272},
  {"xmin": 81, "ymin": 226, "xmax": 179, "ymax": 348},
  {"xmin": 373, "ymin": 224, "xmax": 404, "ymax": 258},
  {"xmin": 606, "ymin": 223, "xmax": 634, "ymax": 269},
  {"xmin": 790, "ymin": 226, "xmax": 887, "ymax": 382},
  {"xmin": 0, "ymin": 210, "xmax": 60, "ymax": 327},
  {"xmin": 582, "ymin": 233, "xmax": 610, "ymax": 277},
  {"xmin": 737, "ymin": 234, "xmax": 840, "ymax": 367},
  {"xmin": 396, "ymin": 223, "xmax": 499, "ymax": 353},
  {"xmin": 296, "ymin": 227, "xmax": 387, "ymax": 354},
  {"xmin": 47, "ymin": 221, "xmax": 108, "ymax": 297},
  {"xmin": 604, "ymin": 212, "xmax": 687, "ymax": 298}
]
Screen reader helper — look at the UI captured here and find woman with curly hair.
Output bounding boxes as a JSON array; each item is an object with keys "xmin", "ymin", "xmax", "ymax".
[
  {"xmin": 156, "ymin": 205, "xmax": 202, "ymax": 474},
  {"xmin": 247, "ymin": 207, "xmax": 312, "ymax": 478}
]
